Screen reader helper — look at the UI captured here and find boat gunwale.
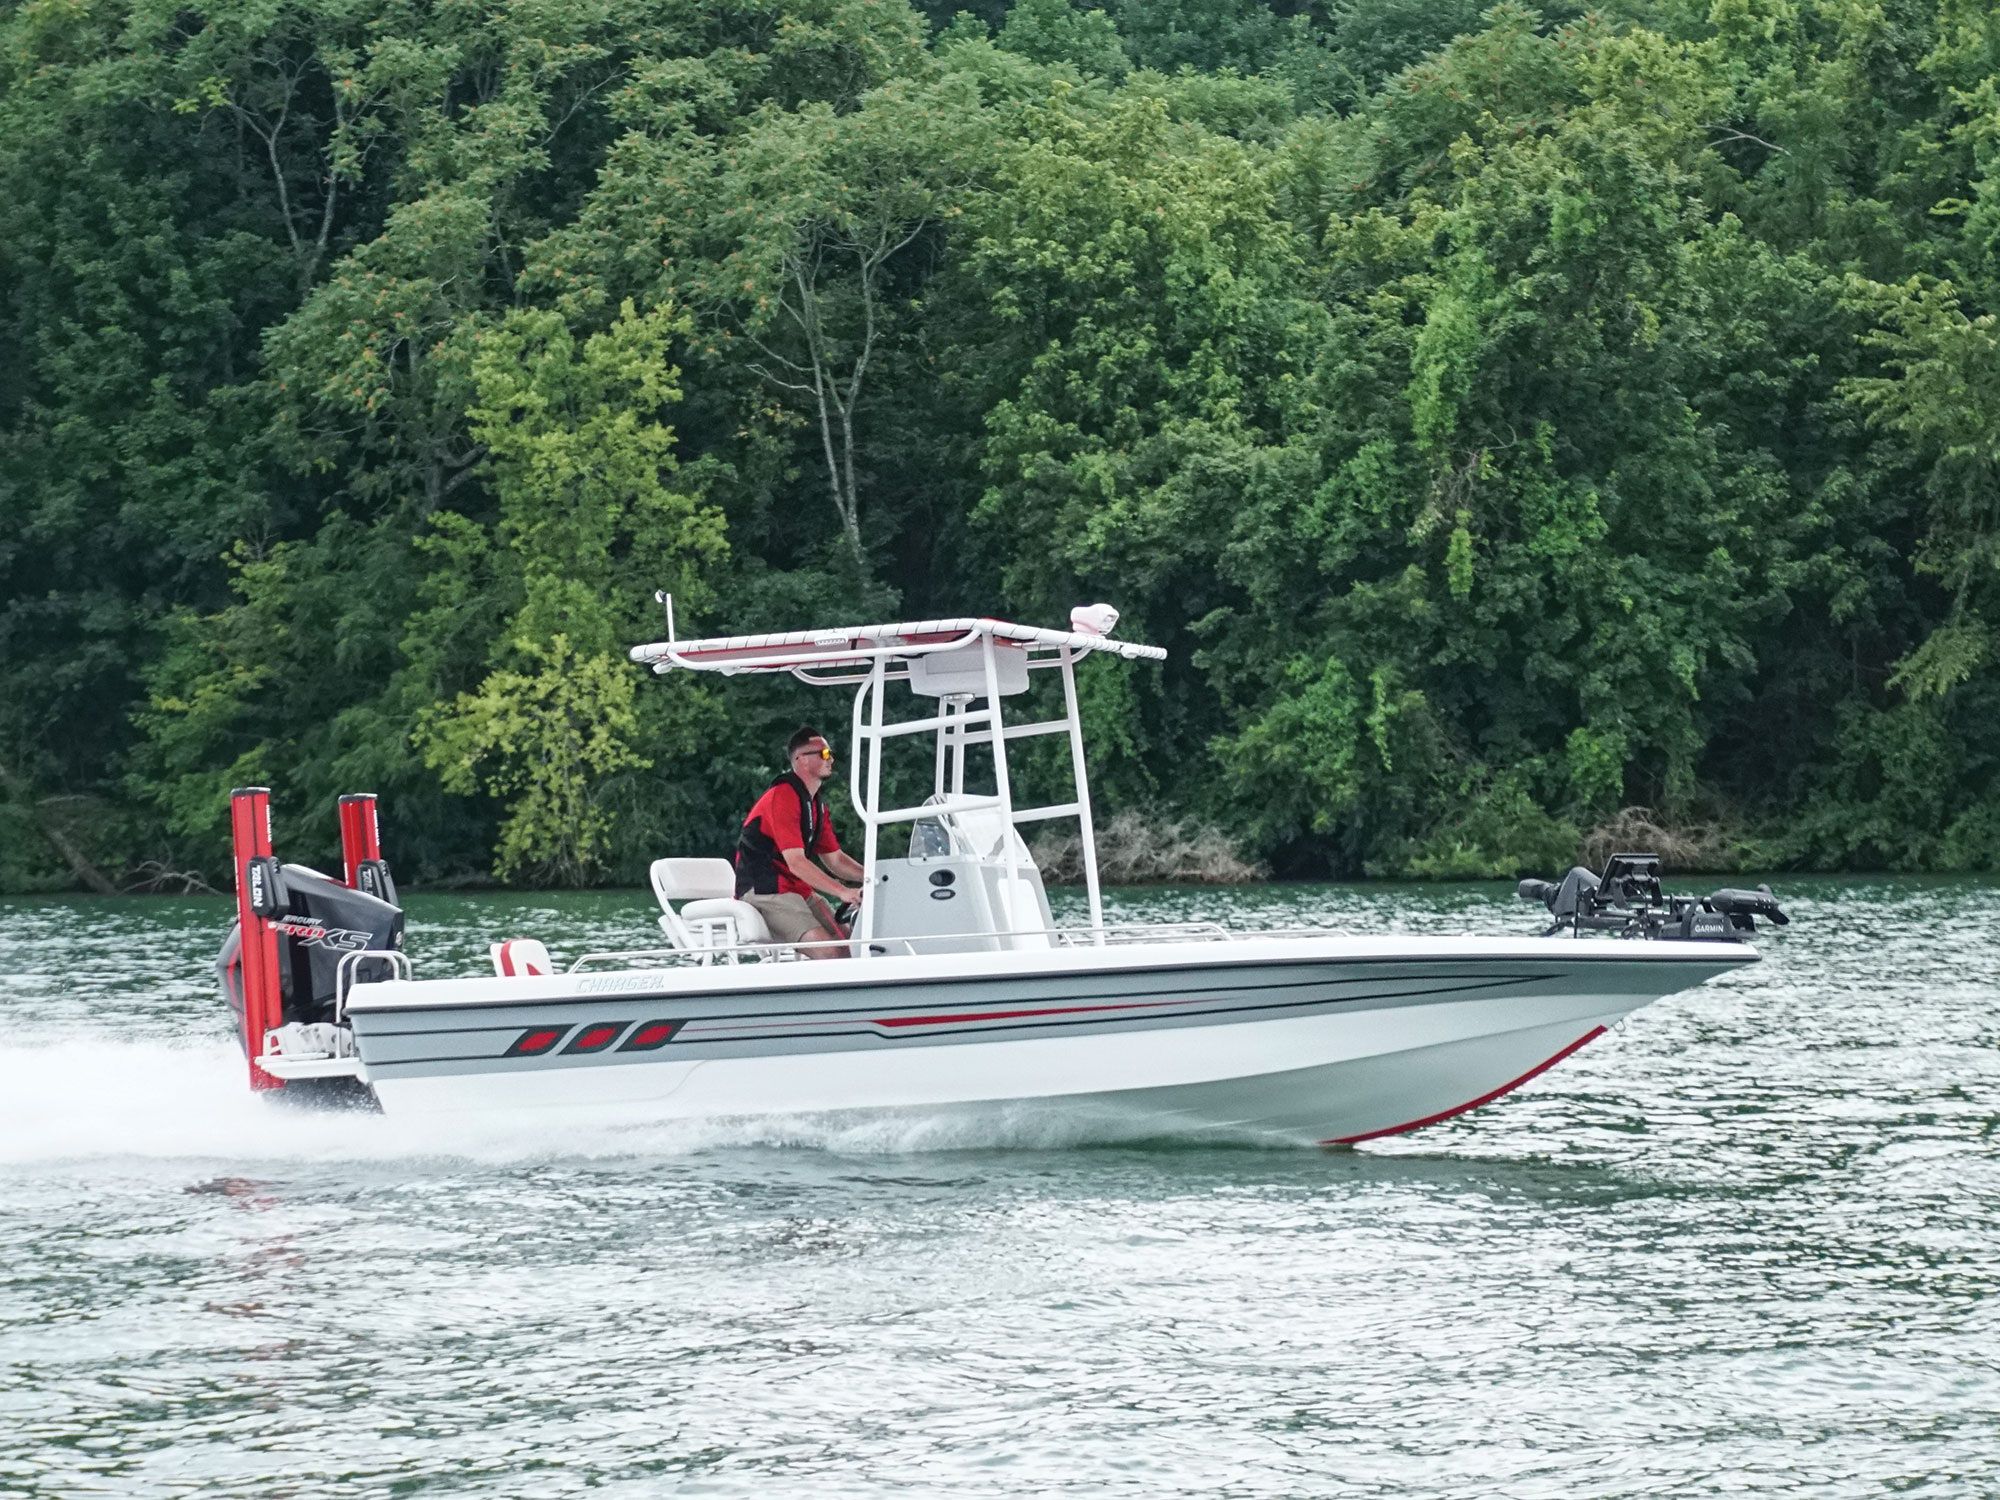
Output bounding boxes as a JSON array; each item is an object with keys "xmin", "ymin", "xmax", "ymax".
[{"xmin": 342, "ymin": 932, "xmax": 1759, "ymax": 1015}]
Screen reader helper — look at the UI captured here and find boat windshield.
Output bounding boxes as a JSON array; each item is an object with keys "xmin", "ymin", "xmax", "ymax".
[{"xmin": 904, "ymin": 805, "xmax": 1032, "ymax": 863}]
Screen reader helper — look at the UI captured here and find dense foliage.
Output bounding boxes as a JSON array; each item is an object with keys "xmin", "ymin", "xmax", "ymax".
[{"xmin": 4, "ymin": 0, "xmax": 1999, "ymax": 888}]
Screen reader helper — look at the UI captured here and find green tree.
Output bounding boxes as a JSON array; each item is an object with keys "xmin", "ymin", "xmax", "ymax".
[
  {"xmin": 14, "ymin": 0, "xmax": 2000, "ymax": 888},
  {"xmin": 564, "ymin": 73, "xmax": 994, "ymax": 582},
  {"xmin": 414, "ymin": 301, "xmax": 725, "ymax": 883}
]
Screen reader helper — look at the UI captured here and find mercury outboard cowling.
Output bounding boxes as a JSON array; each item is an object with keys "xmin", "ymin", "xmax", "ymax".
[
  {"xmin": 270, "ymin": 864, "xmax": 403, "ymax": 1025},
  {"xmin": 218, "ymin": 865, "xmax": 402, "ymax": 1040}
]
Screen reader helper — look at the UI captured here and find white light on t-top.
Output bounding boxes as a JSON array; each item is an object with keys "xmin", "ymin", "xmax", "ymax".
[{"xmin": 1070, "ymin": 603, "xmax": 1119, "ymax": 637}]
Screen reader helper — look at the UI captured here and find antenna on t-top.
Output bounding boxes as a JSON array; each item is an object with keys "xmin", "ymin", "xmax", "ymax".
[{"xmin": 655, "ymin": 590, "xmax": 677, "ymax": 644}]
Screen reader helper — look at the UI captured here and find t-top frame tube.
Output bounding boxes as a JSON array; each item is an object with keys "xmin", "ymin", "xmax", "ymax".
[{"xmin": 841, "ymin": 621, "xmax": 1102, "ymax": 953}]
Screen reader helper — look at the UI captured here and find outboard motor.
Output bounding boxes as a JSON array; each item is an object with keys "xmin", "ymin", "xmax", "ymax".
[
  {"xmin": 273, "ymin": 866, "xmax": 401, "ymax": 1022},
  {"xmin": 218, "ymin": 868, "xmax": 402, "ymax": 1023},
  {"xmin": 219, "ymin": 787, "xmax": 402, "ymax": 1093}
]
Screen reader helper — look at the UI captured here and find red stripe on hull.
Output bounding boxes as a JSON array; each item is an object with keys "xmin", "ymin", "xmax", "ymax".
[
  {"xmin": 875, "ymin": 999, "xmax": 1184, "ymax": 1029},
  {"xmin": 1321, "ymin": 1025, "xmax": 1609, "ymax": 1146}
]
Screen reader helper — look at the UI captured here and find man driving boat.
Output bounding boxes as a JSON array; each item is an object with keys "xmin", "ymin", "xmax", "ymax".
[{"xmin": 734, "ymin": 727, "xmax": 865, "ymax": 959}]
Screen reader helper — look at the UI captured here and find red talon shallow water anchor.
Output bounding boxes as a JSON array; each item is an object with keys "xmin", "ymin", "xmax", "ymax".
[{"xmin": 224, "ymin": 788, "xmax": 285, "ymax": 1092}]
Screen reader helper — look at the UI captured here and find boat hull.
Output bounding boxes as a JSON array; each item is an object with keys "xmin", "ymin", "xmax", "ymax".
[{"xmin": 342, "ymin": 936, "xmax": 1753, "ymax": 1144}]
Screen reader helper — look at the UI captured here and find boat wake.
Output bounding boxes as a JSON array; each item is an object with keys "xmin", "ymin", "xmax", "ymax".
[{"xmin": 0, "ymin": 1039, "xmax": 1265, "ymax": 1168}]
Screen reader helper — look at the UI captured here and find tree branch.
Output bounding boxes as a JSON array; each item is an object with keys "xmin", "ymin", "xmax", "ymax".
[
  {"xmin": 0, "ymin": 756, "xmax": 118, "ymax": 895},
  {"xmin": 1705, "ymin": 125, "xmax": 1787, "ymax": 155}
]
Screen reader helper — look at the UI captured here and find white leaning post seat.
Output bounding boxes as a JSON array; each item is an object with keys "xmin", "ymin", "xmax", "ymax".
[
  {"xmin": 490, "ymin": 937, "xmax": 554, "ymax": 977},
  {"xmin": 650, "ymin": 858, "xmax": 771, "ymax": 953}
]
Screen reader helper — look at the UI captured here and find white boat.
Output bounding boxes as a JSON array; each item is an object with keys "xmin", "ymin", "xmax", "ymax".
[{"xmin": 219, "ymin": 609, "xmax": 1782, "ymax": 1145}]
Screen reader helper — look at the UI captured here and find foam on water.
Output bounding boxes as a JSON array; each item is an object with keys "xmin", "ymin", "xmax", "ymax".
[{"xmin": 0, "ymin": 1038, "xmax": 1232, "ymax": 1168}]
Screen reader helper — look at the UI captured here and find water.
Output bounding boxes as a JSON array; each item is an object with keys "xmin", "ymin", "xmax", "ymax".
[{"xmin": 1, "ymin": 879, "xmax": 1995, "ymax": 1496}]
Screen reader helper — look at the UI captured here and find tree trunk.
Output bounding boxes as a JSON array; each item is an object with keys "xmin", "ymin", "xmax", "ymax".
[{"xmin": 0, "ymin": 756, "xmax": 120, "ymax": 895}]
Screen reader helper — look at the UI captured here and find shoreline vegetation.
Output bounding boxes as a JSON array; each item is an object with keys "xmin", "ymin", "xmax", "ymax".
[
  {"xmin": 7, "ymin": 0, "xmax": 2000, "ymax": 895},
  {"xmin": 1040, "ymin": 804, "xmax": 1768, "ymax": 886},
  {"xmin": 0, "ymin": 801, "xmax": 1790, "ymax": 894},
  {"xmin": 1031, "ymin": 810, "xmax": 1271, "ymax": 887}
]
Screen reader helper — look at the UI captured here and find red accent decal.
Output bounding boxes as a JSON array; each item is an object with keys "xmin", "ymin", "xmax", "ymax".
[
  {"xmin": 676, "ymin": 642, "xmax": 868, "ymax": 666},
  {"xmin": 513, "ymin": 1030, "xmax": 560, "ymax": 1055},
  {"xmin": 1321, "ymin": 1026, "xmax": 1609, "ymax": 1145},
  {"xmin": 631, "ymin": 1023, "xmax": 674, "ymax": 1046},
  {"xmin": 229, "ymin": 787, "xmax": 284, "ymax": 1093},
  {"xmin": 876, "ymin": 1000, "xmax": 1183, "ymax": 1029},
  {"xmin": 576, "ymin": 1026, "xmax": 617, "ymax": 1049},
  {"xmin": 496, "ymin": 939, "xmax": 549, "ymax": 977}
]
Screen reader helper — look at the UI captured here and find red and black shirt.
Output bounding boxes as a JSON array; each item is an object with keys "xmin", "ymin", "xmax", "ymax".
[{"xmin": 734, "ymin": 772, "xmax": 841, "ymax": 898}]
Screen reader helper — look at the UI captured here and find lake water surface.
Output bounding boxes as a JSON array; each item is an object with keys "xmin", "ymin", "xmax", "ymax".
[{"xmin": 2, "ymin": 879, "xmax": 1996, "ymax": 1496}]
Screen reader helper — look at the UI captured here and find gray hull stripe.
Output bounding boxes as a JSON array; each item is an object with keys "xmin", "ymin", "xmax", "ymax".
[
  {"xmin": 354, "ymin": 967, "xmax": 1547, "ymax": 1038},
  {"xmin": 358, "ymin": 973, "xmax": 1554, "ymax": 1072}
]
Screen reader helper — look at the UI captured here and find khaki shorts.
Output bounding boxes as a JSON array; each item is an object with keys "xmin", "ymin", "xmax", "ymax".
[{"xmin": 742, "ymin": 891, "xmax": 833, "ymax": 946}]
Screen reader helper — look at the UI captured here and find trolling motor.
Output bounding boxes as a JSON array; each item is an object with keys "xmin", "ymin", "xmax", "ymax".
[
  {"xmin": 218, "ymin": 789, "xmax": 403, "ymax": 1094},
  {"xmin": 1517, "ymin": 852, "xmax": 1788, "ymax": 941}
]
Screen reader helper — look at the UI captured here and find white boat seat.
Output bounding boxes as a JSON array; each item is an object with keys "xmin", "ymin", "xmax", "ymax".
[
  {"xmin": 650, "ymin": 857, "xmax": 735, "ymax": 903},
  {"xmin": 650, "ymin": 858, "xmax": 770, "ymax": 954},
  {"xmin": 490, "ymin": 938, "xmax": 554, "ymax": 977},
  {"xmin": 681, "ymin": 897, "xmax": 772, "ymax": 945}
]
